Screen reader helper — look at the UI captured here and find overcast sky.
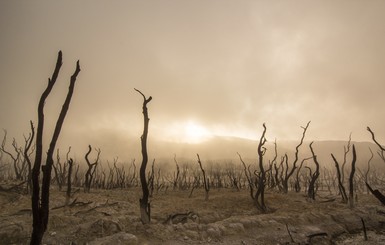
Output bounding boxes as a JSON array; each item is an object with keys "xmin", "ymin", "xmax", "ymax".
[{"xmin": 0, "ymin": 0, "xmax": 384, "ymax": 159}]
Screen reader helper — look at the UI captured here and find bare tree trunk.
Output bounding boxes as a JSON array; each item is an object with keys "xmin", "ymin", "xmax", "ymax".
[
  {"xmin": 365, "ymin": 148, "xmax": 373, "ymax": 194},
  {"xmin": 148, "ymin": 159, "xmax": 155, "ymax": 197},
  {"xmin": 367, "ymin": 127, "xmax": 385, "ymax": 163},
  {"xmin": 24, "ymin": 121, "xmax": 35, "ymax": 194},
  {"xmin": 135, "ymin": 88, "xmax": 152, "ymax": 224},
  {"xmin": 365, "ymin": 127, "xmax": 385, "ymax": 203},
  {"xmin": 173, "ymin": 155, "xmax": 180, "ymax": 190},
  {"xmin": 30, "ymin": 51, "xmax": 80, "ymax": 245},
  {"xmin": 197, "ymin": 154, "xmax": 210, "ymax": 201},
  {"xmin": 341, "ymin": 134, "xmax": 352, "ymax": 186},
  {"xmin": 331, "ymin": 153, "xmax": 348, "ymax": 203},
  {"xmin": 295, "ymin": 157, "xmax": 312, "ymax": 193},
  {"xmin": 282, "ymin": 121, "xmax": 310, "ymax": 193},
  {"xmin": 255, "ymin": 123, "xmax": 267, "ymax": 212},
  {"xmin": 84, "ymin": 145, "xmax": 100, "ymax": 193},
  {"xmin": 65, "ymin": 158, "xmax": 74, "ymax": 206},
  {"xmin": 349, "ymin": 145, "xmax": 357, "ymax": 208},
  {"xmin": 308, "ymin": 142, "xmax": 320, "ymax": 200},
  {"xmin": 1, "ymin": 130, "xmax": 22, "ymax": 180},
  {"xmin": 238, "ymin": 152, "xmax": 254, "ymax": 200}
]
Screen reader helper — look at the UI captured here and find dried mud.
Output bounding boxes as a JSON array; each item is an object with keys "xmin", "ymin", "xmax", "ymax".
[{"xmin": 1, "ymin": 187, "xmax": 385, "ymax": 244}]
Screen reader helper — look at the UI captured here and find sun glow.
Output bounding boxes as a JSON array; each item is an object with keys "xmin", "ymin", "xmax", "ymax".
[
  {"xmin": 183, "ymin": 121, "xmax": 211, "ymax": 143},
  {"xmin": 162, "ymin": 120, "xmax": 212, "ymax": 144}
]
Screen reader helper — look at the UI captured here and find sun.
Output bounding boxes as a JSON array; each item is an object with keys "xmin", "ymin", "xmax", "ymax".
[
  {"xmin": 158, "ymin": 120, "xmax": 212, "ymax": 143},
  {"xmin": 183, "ymin": 121, "xmax": 211, "ymax": 143}
]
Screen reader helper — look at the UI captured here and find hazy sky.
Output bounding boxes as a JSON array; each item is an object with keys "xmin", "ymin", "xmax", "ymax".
[{"xmin": 1, "ymin": 1, "xmax": 384, "ymax": 159}]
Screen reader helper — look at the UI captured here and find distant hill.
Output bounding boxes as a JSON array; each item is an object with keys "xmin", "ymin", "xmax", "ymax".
[
  {"xmin": 67, "ymin": 131, "xmax": 384, "ymax": 170},
  {"xmin": 148, "ymin": 136, "xmax": 384, "ymax": 170}
]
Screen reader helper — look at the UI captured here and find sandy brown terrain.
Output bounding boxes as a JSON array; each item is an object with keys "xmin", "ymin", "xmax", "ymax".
[{"xmin": 1, "ymin": 186, "xmax": 385, "ymax": 245}]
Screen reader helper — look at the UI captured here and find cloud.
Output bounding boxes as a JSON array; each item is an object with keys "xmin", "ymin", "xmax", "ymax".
[{"xmin": 0, "ymin": 0, "xmax": 384, "ymax": 161}]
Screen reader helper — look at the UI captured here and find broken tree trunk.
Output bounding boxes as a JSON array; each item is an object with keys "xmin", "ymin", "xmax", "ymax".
[
  {"xmin": 349, "ymin": 145, "xmax": 357, "ymax": 208},
  {"xmin": 365, "ymin": 182, "xmax": 385, "ymax": 205}
]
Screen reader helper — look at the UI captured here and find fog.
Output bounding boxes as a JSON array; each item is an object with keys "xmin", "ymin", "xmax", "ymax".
[{"xmin": 1, "ymin": 1, "xmax": 384, "ymax": 160}]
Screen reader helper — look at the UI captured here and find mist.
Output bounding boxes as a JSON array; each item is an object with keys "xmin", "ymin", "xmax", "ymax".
[{"xmin": 1, "ymin": 0, "xmax": 385, "ymax": 161}]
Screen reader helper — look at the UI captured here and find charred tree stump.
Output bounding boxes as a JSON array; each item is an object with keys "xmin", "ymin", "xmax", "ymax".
[
  {"xmin": 30, "ymin": 51, "xmax": 80, "ymax": 245},
  {"xmin": 135, "ymin": 88, "xmax": 152, "ymax": 224}
]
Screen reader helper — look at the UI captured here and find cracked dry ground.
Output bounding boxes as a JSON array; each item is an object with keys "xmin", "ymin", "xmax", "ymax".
[{"xmin": 1, "ymin": 187, "xmax": 385, "ymax": 244}]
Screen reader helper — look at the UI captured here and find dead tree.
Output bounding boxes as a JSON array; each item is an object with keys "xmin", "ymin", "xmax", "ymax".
[
  {"xmin": 197, "ymin": 154, "xmax": 210, "ymax": 201},
  {"xmin": 308, "ymin": 142, "xmax": 320, "ymax": 200},
  {"xmin": 367, "ymin": 127, "xmax": 385, "ymax": 163},
  {"xmin": 84, "ymin": 145, "xmax": 101, "ymax": 193},
  {"xmin": 365, "ymin": 148, "xmax": 374, "ymax": 194},
  {"xmin": 135, "ymin": 88, "xmax": 152, "ymax": 224},
  {"xmin": 282, "ymin": 121, "xmax": 311, "ymax": 193},
  {"xmin": 189, "ymin": 175, "xmax": 201, "ymax": 198},
  {"xmin": 65, "ymin": 158, "xmax": 74, "ymax": 206},
  {"xmin": 24, "ymin": 121, "xmax": 35, "ymax": 194},
  {"xmin": 148, "ymin": 159, "xmax": 155, "ymax": 197},
  {"xmin": 1, "ymin": 130, "xmax": 22, "ymax": 180},
  {"xmin": 128, "ymin": 159, "xmax": 137, "ymax": 187},
  {"xmin": 294, "ymin": 156, "xmax": 313, "ymax": 193},
  {"xmin": 255, "ymin": 123, "xmax": 268, "ymax": 212},
  {"xmin": 365, "ymin": 127, "xmax": 385, "ymax": 203},
  {"xmin": 365, "ymin": 182, "xmax": 385, "ymax": 205},
  {"xmin": 113, "ymin": 158, "xmax": 126, "ymax": 189},
  {"xmin": 30, "ymin": 51, "xmax": 81, "ymax": 245},
  {"xmin": 341, "ymin": 134, "xmax": 352, "ymax": 186},
  {"xmin": 53, "ymin": 149, "xmax": 67, "ymax": 191},
  {"xmin": 331, "ymin": 153, "xmax": 348, "ymax": 203},
  {"xmin": 267, "ymin": 139, "xmax": 278, "ymax": 189},
  {"xmin": 349, "ymin": 145, "xmax": 357, "ymax": 208},
  {"xmin": 238, "ymin": 152, "xmax": 254, "ymax": 199},
  {"xmin": 274, "ymin": 157, "xmax": 285, "ymax": 192},
  {"xmin": 173, "ymin": 154, "xmax": 180, "ymax": 190}
]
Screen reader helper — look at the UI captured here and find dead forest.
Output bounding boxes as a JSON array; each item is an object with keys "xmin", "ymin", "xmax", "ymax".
[{"xmin": 1, "ymin": 51, "xmax": 385, "ymax": 244}]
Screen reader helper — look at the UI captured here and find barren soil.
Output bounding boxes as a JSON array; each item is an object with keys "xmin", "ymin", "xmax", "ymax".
[{"xmin": 1, "ymin": 186, "xmax": 385, "ymax": 244}]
